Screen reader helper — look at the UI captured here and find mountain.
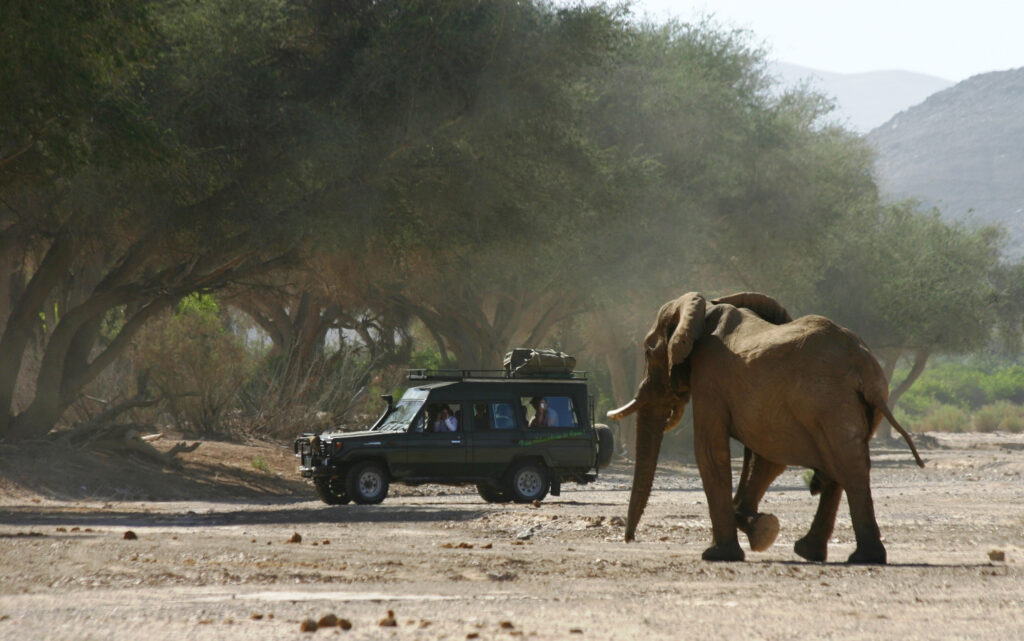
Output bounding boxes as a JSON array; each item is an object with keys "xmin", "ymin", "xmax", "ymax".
[
  {"xmin": 770, "ymin": 63, "xmax": 953, "ymax": 132},
  {"xmin": 867, "ymin": 68, "xmax": 1024, "ymax": 258}
]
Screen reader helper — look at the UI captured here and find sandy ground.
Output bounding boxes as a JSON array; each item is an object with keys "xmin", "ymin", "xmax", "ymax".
[{"xmin": 0, "ymin": 433, "xmax": 1021, "ymax": 640}]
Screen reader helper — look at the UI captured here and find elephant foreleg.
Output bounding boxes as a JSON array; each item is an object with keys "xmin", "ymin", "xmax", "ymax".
[
  {"xmin": 794, "ymin": 476, "xmax": 842, "ymax": 562},
  {"xmin": 694, "ymin": 408, "xmax": 743, "ymax": 562},
  {"xmin": 733, "ymin": 453, "xmax": 785, "ymax": 552}
]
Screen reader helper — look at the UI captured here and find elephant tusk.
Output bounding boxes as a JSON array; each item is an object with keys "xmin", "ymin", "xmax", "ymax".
[
  {"xmin": 607, "ymin": 399, "xmax": 639, "ymax": 420},
  {"xmin": 665, "ymin": 403, "xmax": 685, "ymax": 431}
]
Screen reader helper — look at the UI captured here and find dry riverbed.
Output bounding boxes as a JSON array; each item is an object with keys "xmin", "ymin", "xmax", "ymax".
[{"xmin": 0, "ymin": 433, "xmax": 1021, "ymax": 640}]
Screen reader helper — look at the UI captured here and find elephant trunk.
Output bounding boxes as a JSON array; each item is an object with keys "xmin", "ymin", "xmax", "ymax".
[{"xmin": 625, "ymin": 403, "xmax": 669, "ymax": 542}]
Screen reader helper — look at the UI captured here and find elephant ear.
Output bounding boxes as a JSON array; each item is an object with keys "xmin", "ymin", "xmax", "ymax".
[
  {"xmin": 667, "ymin": 293, "xmax": 706, "ymax": 374},
  {"xmin": 712, "ymin": 292, "xmax": 792, "ymax": 325}
]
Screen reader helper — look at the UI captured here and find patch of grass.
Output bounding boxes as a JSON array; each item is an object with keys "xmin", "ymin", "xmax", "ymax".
[{"xmin": 250, "ymin": 455, "xmax": 272, "ymax": 473}]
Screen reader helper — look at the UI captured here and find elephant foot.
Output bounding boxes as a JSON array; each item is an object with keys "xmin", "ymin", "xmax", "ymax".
[
  {"xmin": 745, "ymin": 513, "xmax": 780, "ymax": 552},
  {"xmin": 794, "ymin": 536, "xmax": 828, "ymax": 562},
  {"xmin": 847, "ymin": 541, "xmax": 887, "ymax": 565},
  {"xmin": 702, "ymin": 540, "xmax": 745, "ymax": 562}
]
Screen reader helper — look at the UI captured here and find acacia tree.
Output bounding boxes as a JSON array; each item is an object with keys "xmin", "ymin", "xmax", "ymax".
[
  {"xmin": 324, "ymin": 0, "xmax": 646, "ymax": 367},
  {"xmin": 813, "ymin": 202, "xmax": 1008, "ymax": 417},
  {"xmin": 0, "ymin": 0, "xmax": 349, "ymax": 441}
]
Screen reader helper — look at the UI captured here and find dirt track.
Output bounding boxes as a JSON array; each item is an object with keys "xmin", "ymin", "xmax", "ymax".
[{"xmin": 0, "ymin": 433, "xmax": 1021, "ymax": 640}]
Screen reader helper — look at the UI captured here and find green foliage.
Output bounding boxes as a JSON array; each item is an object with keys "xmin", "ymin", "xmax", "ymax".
[
  {"xmin": 899, "ymin": 359, "xmax": 1024, "ymax": 412},
  {"xmin": 894, "ymin": 358, "xmax": 1024, "ymax": 433},
  {"xmin": 250, "ymin": 455, "xmax": 272, "ymax": 473}
]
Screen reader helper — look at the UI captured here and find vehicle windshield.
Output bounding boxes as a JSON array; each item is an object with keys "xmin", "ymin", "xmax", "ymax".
[{"xmin": 374, "ymin": 400, "xmax": 424, "ymax": 432}]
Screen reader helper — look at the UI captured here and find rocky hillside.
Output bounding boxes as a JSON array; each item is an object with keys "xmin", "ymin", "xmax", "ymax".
[
  {"xmin": 771, "ymin": 63, "xmax": 952, "ymax": 132},
  {"xmin": 867, "ymin": 68, "xmax": 1024, "ymax": 258}
]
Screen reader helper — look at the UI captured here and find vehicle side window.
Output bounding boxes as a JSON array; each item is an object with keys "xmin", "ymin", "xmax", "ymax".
[
  {"xmin": 422, "ymin": 403, "xmax": 462, "ymax": 433},
  {"xmin": 522, "ymin": 396, "xmax": 578, "ymax": 429},
  {"xmin": 489, "ymin": 402, "xmax": 517, "ymax": 429}
]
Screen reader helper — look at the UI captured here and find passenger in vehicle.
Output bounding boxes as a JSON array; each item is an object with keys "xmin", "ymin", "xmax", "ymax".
[
  {"xmin": 434, "ymin": 406, "xmax": 458, "ymax": 432},
  {"xmin": 474, "ymin": 404, "xmax": 490, "ymax": 430},
  {"xmin": 528, "ymin": 397, "xmax": 558, "ymax": 428}
]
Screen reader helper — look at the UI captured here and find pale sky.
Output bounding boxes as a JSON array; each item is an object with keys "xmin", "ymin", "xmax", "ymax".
[{"xmin": 632, "ymin": 0, "xmax": 1024, "ymax": 81}]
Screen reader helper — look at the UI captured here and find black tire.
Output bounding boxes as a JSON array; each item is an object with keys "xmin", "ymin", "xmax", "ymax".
[
  {"xmin": 476, "ymin": 483, "xmax": 511, "ymax": 503},
  {"xmin": 346, "ymin": 461, "xmax": 389, "ymax": 505},
  {"xmin": 506, "ymin": 462, "xmax": 550, "ymax": 503},
  {"xmin": 314, "ymin": 475, "xmax": 351, "ymax": 505},
  {"xmin": 595, "ymin": 424, "xmax": 615, "ymax": 469}
]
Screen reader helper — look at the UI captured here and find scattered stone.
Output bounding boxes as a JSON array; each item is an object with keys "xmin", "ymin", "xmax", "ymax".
[
  {"xmin": 989, "ymin": 549, "xmax": 1006, "ymax": 562},
  {"xmin": 379, "ymin": 610, "xmax": 397, "ymax": 627},
  {"xmin": 322, "ymin": 539, "xmax": 331, "ymax": 545},
  {"xmin": 312, "ymin": 541, "xmax": 319, "ymax": 546},
  {"xmin": 250, "ymin": 613, "xmax": 264, "ymax": 620},
  {"xmin": 511, "ymin": 540, "xmax": 525, "ymax": 546},
  {"xmin": 418, "ymin": 620, "xmax": 432, "ymax": 628},
  {"xmin": 123, "ymin": 531, "xmax": 138, "ymax": 540},
  {"xmin": 481, "ymin": 543, "xmax": 493, "ymax": 549},
  {"xmin": 288, "ymin": 532, "xmax": 302, "ymax": 544},
  {"xmin": 608, "ymin": 516, "xmax": 626, "ymax": 527},
  {"xmin": 318, "ymin": 614, "xmax": 338, "ymax": 627},
  {"xmin": 569, "ymin": 627, "xmax": 583, "ymax": 634},
  {"xmin": 338, "ymin": 618, "xmax": 352, "ymax": 630},
  {"xmin": 70, "ymin": 527, "xmax": 80, "ymax": 532},
  {"xmin": 467, "ymin": 634, "xmax": 480, "ymax": 639},
  {"xmin": 300, "ymin": 618, "xmax": 318, "ymax": 632},
  {"xmin": 56, "ymin": 527, "xmax": 67, "ymax": 532},
  {"xmin": 531, "ymin": 500, "xmax": 542, "ymax": 508},
  {"xmin": 499, "ymin": 621, "xmax": 515, "ymax": 629}
]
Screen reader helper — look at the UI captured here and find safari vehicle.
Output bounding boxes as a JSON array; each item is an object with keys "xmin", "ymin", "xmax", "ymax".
[{"xmin": 294, "ymin": 353, "xmax": 614, "ymax": 505}]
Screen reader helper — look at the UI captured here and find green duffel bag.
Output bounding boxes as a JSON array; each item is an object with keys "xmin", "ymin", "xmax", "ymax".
[{"xmin": 503, "ymin": 348, "xmax": 576, "ymax": 377}]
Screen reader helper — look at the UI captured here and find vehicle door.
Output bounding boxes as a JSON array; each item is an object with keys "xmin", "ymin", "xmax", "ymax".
[
  {"xmin": 400, "ymin": 402, "xmax": 470, "ymax": 479},
  {"xmin": 467, "ymin": 400, "xmax": 527, "ymax": 477},
  {"xmin": 519, "ymin": 394, "xmax": 593, "ymax": 468}
]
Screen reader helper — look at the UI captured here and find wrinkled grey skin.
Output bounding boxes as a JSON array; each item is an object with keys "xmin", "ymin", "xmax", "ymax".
[{"xmin": 609, "ymin": 292, "xmax": 923, "ymax": 564}]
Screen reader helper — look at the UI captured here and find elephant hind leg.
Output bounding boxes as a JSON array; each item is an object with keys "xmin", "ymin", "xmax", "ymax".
[
  {"xmin": 734, "ymin": 454, "xmax": 785, "ymax": 552},
  {"xmin": 844, "ymin": 479, "xmax": 886, "ymax": 564},
  {"xmin": 794, "ymin": 476, "xmax": 842, "ymax": 562}
]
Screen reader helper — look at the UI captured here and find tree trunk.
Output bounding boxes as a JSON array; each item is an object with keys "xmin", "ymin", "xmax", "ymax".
[{"xmin": 0, "ymin": 231, "xmax": 75, "ymax": 438}]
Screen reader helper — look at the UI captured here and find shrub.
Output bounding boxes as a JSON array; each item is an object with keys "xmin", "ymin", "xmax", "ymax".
[
  {"xmin": 135, "ymin": 294, "xmax": 255, "ymax": 436},
  {"xmin": 913, "ymin": 404, "xmax": 968, "ymax": 433},
  {"xmin": 1001, "ymin": 412, "xmax": 1024, "ymax": 434},
  {"xmin": 972, "ymin": 402, "xmax": 1014, "ymax": 433}
]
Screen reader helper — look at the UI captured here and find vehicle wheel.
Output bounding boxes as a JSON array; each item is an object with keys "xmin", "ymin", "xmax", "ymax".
[
  {"xmin": 595, "ymin": 424, "xmax": 615, "ymax": 469},
  {"xmin": 346, "ymin": 461, "xmax": 389, "ymax": 505},
  {"xmin": 314, "ymin": 476, "xmax": 351, "ymax": 505},
  {"xmin": 507, "ymin": 462, "xmax": 549, "ymax": 503},
  {"xmin": 476, "ymin": 483, "xmax": 511, "ymax": 503}
]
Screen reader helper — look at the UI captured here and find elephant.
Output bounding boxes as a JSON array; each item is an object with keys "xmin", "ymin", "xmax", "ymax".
[{"xmin": 608, "ymin": 292, "xmax": 924, "ymax": 564}]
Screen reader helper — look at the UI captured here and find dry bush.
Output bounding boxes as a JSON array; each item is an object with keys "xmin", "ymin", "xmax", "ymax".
[
  {"xmin": 133, "ymin": 295, "xmax": 255, "ymax": 437},
  {"xmin": 914, "ymin": 404, "xmax": 968, "ymax": 433},
  {"xmin": 972, "ymin": 401, "xmax": 1024, "ymax": 433}
]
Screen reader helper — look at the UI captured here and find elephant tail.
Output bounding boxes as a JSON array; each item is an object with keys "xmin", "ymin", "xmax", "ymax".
[{"xmin": 875, "ymin": 402, "xmax": 925, "ymax": 468}]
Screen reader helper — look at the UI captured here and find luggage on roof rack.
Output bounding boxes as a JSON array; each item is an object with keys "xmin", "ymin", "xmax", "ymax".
[{"xmin": 503, "ymin": 348, "xmax": 576, "ymax": 378}]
